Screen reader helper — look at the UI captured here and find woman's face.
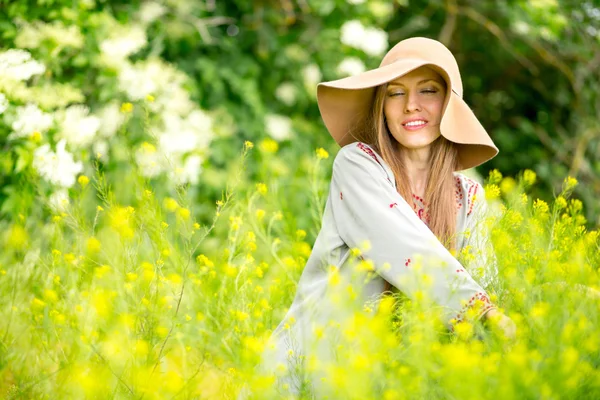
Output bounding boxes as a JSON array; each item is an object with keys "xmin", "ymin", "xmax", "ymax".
[{"xmin": 383, "ymin": 66, "xmax": 447, "ymax": 150}]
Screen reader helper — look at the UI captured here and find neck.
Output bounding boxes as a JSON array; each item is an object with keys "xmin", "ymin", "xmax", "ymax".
[{"xmin": 401, "ymin": 147, "xmax": 431, "ymax": 197}]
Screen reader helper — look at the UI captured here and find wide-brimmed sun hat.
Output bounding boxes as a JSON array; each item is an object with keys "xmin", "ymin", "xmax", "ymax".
[{"xmin": 316, "ymin": 37, "xmax": 498, "ymax": 170}]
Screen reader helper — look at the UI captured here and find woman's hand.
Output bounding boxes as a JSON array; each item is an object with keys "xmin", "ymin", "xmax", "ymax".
[{"xmin": 482, "ymin": 309, "xmax": 517, "ymax": 341}]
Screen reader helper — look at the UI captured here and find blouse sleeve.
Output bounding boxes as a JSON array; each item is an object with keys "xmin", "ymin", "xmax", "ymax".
[
  {"xmin": 330, "ymin": 143, "xmax": 496, "ymax": 328},
  {"xmin": 462, "ymin": 184, "xmax": 499, "ymax": 291}
]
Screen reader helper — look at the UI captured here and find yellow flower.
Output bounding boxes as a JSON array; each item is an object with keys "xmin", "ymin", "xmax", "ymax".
[
  {"xmin": 530, "ymin": 302, "xmax": 550, "ymax": 318},
  {"xmin": 296, "ymin": 229, "xmax": 307, "ymax": 240},
  {"xmin": 6, "ymin": 225, "xmax": 28, "ymax": 250},
  {"xmin": 64, "ymin": 253, "xmax": 77, "ymax": 264},
  {"xmin": 570, "ymin": 199, "xmax": 583, "ymax": 213},
  {"xmin": 316, "ymin": 148, "xmax": 329, "ymax": 159},
  {"xmin": 163, "ymin": 197, "xmax": 179, "ymax": 212},
  {"xmin": 328, "ymin": 265, "xmax": 340, "ymax": 286},
  {"xmin": 31, "ymin": 297, "xmax": 46, "ymax": 309},
  {"xmin": 485, "ymin": 184, "xmax": 501, "ymax": 200},
  {"xmin": 193, "ymin": 222, "xmax": 200, "ymax": 230},
  {"xmin": 259, "ymin": 138, "xmax": 278, "ymax": 153},
  {"xmin": 97, "ymin": 205, "xmax": 104, "ymax": 212},
  {"xmin": 255, "ymin": 209, "xmax": 266, "ymax": 220},
  {"xmin": 31, "ymin": 131, "xmax": 42, "ymax": 142},
  {"xmin": 533, "ymin": 199, "xmax": 549, "ymax": 215},
  {"xmin": 78, "ymin": 175, "xmax": 89, "ymax": 187},
  {"xmin": 520, "ymin": 193, "xmax": 528, "ymax": 205},
  {"xmin": 500, "ymin": 177, "xmax": 516, "ymax": 194},
  {"xmin": 86, "ymin": 237, "xmax": 101, "ymax": 253},
  {"xmin": 555, "ymin": 196, "xmax": 567, "ymax": 210},
  {"xmin": 488, "ymin": 169, "xmax": 503, "ymax": 185},
  {"xmin": 120, "ymin": 102, "xmax": 133, "ymax": 113},
  {"xmin": 43, "ymin": 289, "xmax": 58, "ymax": 303},
  {"xmin": 140, "ymin": 142, "xmax": 156, "ymax": 153},
  {"xmin": 256, "ymin": 183, "xmax": 268, "ymax": 195},
  {"xmin": 145, "ymin": 94, "xmax": 155, "ymax": 102},
  {"xmin": 229, "ymin": 216, "xmax": 242, "ymax": 231},
  {"xmin": 244, "ymin": 140, "xmax": 254, "ymax": 149},
  {"xmin": 235, "ymin": 310, "xmax": 249, "ymax": 321},
  {"xmin": 177, "ymin": 207, "xmax": 191, "ymax": 220},
  {"xmin": 564, "ymin": 176, "xmax": 578, "ymax": 191},
  {"xmin": 523, "ymin": 169, "xmax": 537, "ymax": 186}
]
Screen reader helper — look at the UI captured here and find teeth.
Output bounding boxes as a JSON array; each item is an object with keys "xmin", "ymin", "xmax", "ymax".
[{"xmin": 405, "ymin": 120, "xmax": 426, "ymax": 127}]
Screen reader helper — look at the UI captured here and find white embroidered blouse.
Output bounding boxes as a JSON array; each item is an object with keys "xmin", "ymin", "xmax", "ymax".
[{"xmin": 260, "ymin": 141, "xmax": 498, "ymax": 392}]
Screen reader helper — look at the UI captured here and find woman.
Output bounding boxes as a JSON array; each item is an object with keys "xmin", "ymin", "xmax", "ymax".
[{"xmin": 260, "ymin": 37, "xmax": 515, "ymax": 397}]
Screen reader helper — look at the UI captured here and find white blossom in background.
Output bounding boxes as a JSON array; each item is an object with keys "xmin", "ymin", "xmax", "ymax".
[
  {"xmin": 275, "ymin": 82, "xmax": 298, "ymax": 106},
  {"xmin": 93, "ymin": 140, "xmax": 110, "ymax": 162},
  {"xmin": 340, "ymin": 20, "xmax": 388, "ymax": 57},
  {"xmin": 0, "ymin": 93, "xmax": 8, "ymax": 114},
  {"xmin": 100, "ymin": 25, "xmax": 147, "ymax": 62},
  {"xmin": 348, "ymin": 0, "xmax": 366, "ymax": 4},
  {"xmin": 512, "ymin": 21, "xmax": 531, "ymax": 35},
  {"xmin": 48, "ymin": 189, "xmax": 70, "ymax": 212},
  {"xmin": 135, "ymin": 142, "xmax": 166, "ymax": 178},
  {"xmin": 362, "ymin": 27, "xmax": 388, "ymax": 57},
  {"xmin": 15, "ymin": 21, "xmax": 84, "ymax": 51},
  {"xmin": 168, "ymin": 154, "xmax": 203, "ymax": 185},
  {"xmin": 57, "ymin": 105, "xmax": 101, "ymax": 149},
  {"xmin": 33, "ymin": 139, "xmax": 83, "ymax": 187},
  {"xmin": 8, "ymin": 103, "xmax": 53, "ymax": 140},
  {"xmin": 138, "ymin": 1, "xmax": 167, "ymax": 25},
  {"xmin": 97, "ymin": 103, "xmax": 125, "ymax": 138},
  {"xmin": 265, "ymin": 114, "xmax": 293, "ymax": 142},
  {"xmin": 158, "ymin": 110, "xmax": 214, "ymax": 155},
  {"xmin": 0, "ymin": 49, "xmax": 46, "ymax": 81},
  {"xmin": 153, "ymin": 84, "xmax": 194, "ymax": 115},
  {"xmin": 118, "ymin": 62, "xmax": 159, "ymax": 100},
  {"xmin": 302, "ymin": 64, "xmax": 322, "ymax": 97},
  {"xmin": 337, "ymin": 57, "xmax": 366, "ymax": 76}
]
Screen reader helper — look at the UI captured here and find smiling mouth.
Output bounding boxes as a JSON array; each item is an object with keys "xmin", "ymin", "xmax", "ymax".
[{"xmin": 402, "ymin": 120, "xmax": 428, "ymax": 130}]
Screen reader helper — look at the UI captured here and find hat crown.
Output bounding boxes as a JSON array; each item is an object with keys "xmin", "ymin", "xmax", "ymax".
[{"xmin": 379, "ymin": 37, "xmax": 463, "ymax": 97}]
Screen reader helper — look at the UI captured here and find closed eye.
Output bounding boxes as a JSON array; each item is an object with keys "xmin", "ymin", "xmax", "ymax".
[{"xmin": 388, "ymin": 89, "xmax": 438, "ymax": 97}]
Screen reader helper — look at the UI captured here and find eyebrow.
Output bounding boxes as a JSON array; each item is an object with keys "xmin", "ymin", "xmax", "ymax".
[{"xmin": 388, "ymin": 79, "xmax": 443, "ymax": 87}]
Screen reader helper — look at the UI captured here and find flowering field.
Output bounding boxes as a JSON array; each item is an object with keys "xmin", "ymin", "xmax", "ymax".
[
  {"xmin": 2, "ymin": 136, "xmax": 599, "ymax": 398},
  {"xmin": 1, "ymin": 1, "xmax": 599, "ymax": 399}
]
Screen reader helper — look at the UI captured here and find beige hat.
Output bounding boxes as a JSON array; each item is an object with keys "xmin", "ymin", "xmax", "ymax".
[{"xmin": 316, "ymin": 37, "xmax": 498, "ymax": 170}]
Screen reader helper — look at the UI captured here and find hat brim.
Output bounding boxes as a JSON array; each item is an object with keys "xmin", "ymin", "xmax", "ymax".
[{"xmin": 317, "ymin": 59, "xmax": 498, "ymax": 170}]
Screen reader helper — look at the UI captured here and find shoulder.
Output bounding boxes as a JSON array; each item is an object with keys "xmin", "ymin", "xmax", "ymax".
[
  {"xmin": 334, "ymin": 141, "xmax": 386, "ymax": 170},
  {"xmin": 454, "ymin": 172, "xmax": 485, "ymax": 217},
  {"xmin": 334, "ymin": 142, "xmax": 394, "ymax": 183}
]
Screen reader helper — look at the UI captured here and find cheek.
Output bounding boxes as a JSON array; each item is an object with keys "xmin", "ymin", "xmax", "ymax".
[{"xmin": 384, "ymin": 101, "xmax": 402, "ymax": 122}]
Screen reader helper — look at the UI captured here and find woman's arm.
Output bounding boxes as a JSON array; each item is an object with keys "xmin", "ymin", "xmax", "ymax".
[{"xmin": 330, "ymin": 143, "xmax": 496, "ymax": 329}]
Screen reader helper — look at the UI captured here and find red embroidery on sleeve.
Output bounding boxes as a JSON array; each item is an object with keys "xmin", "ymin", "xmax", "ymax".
[
  {"xmin": 452, "ymin": 292, "xmax": 495, "ymax": 327},
  {"xmin": 405, "ymin": 258, "xmax": 411, "ymax": 267},
  {"xmin": 461, "ymin": 176, "xmax": 480, "ymax": 216},
  {"xmin": 340, "ymin": 192, "xmax": 343, "ymax": 200},
  {"xmin": 455, "ymin": 176, "xmax": 463, "ymax": 210},
  {"xmin": 390, "ymin": 203, "xmax": 397, "ymax": 208},
  {"xmin": 410, "ymin": 194, "xmax": 430, "ymax": 224},
  {"xmin": 356, "ymin": 143, "xmax": 383, "ymax": 167}
]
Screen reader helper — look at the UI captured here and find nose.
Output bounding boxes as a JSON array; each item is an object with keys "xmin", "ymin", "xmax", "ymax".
[{"xmin": 404, "ymin": 91, "xmax": 422, "ymax": 113}]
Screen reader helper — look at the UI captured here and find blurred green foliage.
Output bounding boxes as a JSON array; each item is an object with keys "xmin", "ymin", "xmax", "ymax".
[{"xmin": 0, "ymin": 0, "xmax": 598, "ymax": 229}]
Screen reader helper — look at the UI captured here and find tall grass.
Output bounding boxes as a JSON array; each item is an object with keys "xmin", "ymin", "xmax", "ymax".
[{"xmin": 0, "ymin": 143, "xmax": 598, "ymax": 399}]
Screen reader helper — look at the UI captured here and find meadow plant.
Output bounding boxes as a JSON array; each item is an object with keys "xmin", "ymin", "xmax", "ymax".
[{"xmin": 1, "ymin": 143, "xmax": 598, "ymax": 399}]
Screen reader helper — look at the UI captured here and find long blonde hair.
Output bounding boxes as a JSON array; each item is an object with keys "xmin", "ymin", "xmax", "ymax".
[{"xmin": 355, "ymin": 82, "xmax": 459, "ymax": 250}]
